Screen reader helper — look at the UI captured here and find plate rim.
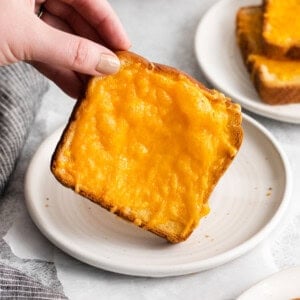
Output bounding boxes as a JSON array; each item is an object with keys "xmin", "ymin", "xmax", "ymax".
[
  {"xmin": 237, "ymin": 266, "xmax": 300, "ymax": 299},
  {"xmin": 24, "ymin": 114, "xmax": 292, "ymax": 277},
  {"xmin": 194, "ymin": 0, "xmax": 300, "ymax": 124}
]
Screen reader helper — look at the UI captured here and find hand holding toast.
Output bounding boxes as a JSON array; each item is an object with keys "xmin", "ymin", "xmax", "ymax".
[{"xmin": 0, "ymin": 0, "xmax": 131, "ymax": 97}]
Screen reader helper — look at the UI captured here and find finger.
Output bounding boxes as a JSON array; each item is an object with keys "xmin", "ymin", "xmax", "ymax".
[
  {"xmin": 35, "ymin": 11, "xmax": 95, "ymax": 91},
  {"xmin": 60, "ymin": 0, "xmax": 131, "ymax": 50},
  {"xmin": 26, "ymin": 18, "xmax": 120, "ymax": 75},
  {"xmin": 44, "ymin": 0, "xmax": 103, "ymax": 44},
  {"xmin": 38, "ymin": 11, "xmax": 86, "ymax": 97},
  {"xmin": 41, "ymin": 10, "xmax": 74, "ymax": 34},
  {"xmin": 32, "ymin": 61, "xmax": 84, "ymax": 98}
]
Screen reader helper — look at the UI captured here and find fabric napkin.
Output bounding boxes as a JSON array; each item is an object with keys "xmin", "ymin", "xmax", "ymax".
[
  {"xmin": 0, "ymin": 62, "xmax": 69, "ymax": 298},
  {"xmin": 0, "ymin": 263, "xmax": 67, "ymax": 299},
  {"xmin": 0, "ymin": 62, "xmax": 48, "ymax": 194}
]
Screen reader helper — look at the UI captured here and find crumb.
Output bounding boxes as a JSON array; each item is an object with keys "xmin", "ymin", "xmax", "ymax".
[
  {"xmin": 205, "ymin": 234, "xmax": 210, "ymax": 238},
  {"xmin": 88, "ymin": 207, "xmax": 91, "ymax": 210},
  {"xmin": 226, "ymin": 212, "xmax": 230, "ymax": 216},
  {"xmin": 266, "ymin": 187, "xmax": 272, "ymax": 196},
  {"xmin": 45, "ymin": 204, "xmax": 49, "ymax": 208},
  {"xmin": 46, "ymin": 197, "xmax": 49, "ymax": 201}
]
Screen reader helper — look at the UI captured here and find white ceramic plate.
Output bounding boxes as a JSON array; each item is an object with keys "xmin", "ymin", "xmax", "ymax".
[
  {"xmin": 195, "ymin": 0, "xmax": 300, "ymax": 124},
  {"xmin": 25, "ymin": 114, "xmax": 291, "ymax": 277},
  {"xmin": 238, "ymin": 267, "xmax": 300, "ymax": 300}
]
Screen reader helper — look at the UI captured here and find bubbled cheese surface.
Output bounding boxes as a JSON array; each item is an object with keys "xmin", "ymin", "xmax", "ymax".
[{"xmin": 54, "ymin": 53, "xmax": 241, "ymax": 241}]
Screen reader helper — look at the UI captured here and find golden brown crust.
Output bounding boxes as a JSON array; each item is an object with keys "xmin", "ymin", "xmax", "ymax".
[
  {"xmin": 50, "ymin": 170, "xmax": 186, "ymax": 243},
  {"xmin": 236, "ymin": 8, "xmax": 251, "ymax": 69},
  {"xmin": 252, "ymin": 67, "xmax": 300, "ymax": 105},
  {"xmin": 52, "ymin": 163, "xmax": 191, "ymax": 243},
  {"xmin": 51, "ymin": 51, "xmax": 243, "ymax": 243},
  {"xmin": 261, "ymin": 37, "xmax": 300, "ymax": 60},
  {"xmin": 236, "ymin": 6, "xmax": 263, "ymax": 71}
]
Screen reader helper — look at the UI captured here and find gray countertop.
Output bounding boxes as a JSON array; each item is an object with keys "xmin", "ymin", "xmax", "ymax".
[{"xmin": 1, "ymin": 0, "xmax": 300, "ymax": 299}]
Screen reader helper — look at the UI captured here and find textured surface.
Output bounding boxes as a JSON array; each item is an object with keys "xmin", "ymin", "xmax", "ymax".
[{"xmin": 1, "ymin": 0, "xmax": 300, "ymax": 299}]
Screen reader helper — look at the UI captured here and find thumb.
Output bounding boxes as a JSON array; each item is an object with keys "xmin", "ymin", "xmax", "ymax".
[{"xmin": 27, "ymin": 19, "xmax": 120, "ymax": 75}]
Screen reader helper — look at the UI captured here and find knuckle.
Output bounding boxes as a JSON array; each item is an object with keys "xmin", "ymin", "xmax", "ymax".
[{"xmin": 70, "ymin": 39, "xmax": 89, "ymax": 69}]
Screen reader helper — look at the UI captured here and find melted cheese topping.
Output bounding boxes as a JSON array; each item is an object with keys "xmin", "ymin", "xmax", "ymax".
[
  {"xmin": 56, "ymin": 55, "xmax": 240, "ymax": 238},
  {"xmin": 249, "ymin": 54, "xmax": 300, "ymax": 82},
  {"xmin": 263, "ymin": 0, "xmax": 300, "ymax": 47}
]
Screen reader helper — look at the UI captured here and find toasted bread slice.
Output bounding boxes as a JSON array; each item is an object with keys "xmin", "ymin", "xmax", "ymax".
[
  {"xmin": 249, "ymin": 56, "xmax": 300, "ymax": 105},
  {"xmin": 236, "ymin": 6, "xmax": 263, "ymax": 70},
  {"xmin": 237, "ymin": 6, "xmax": 300, "ymax": 104},
  {"xmin": 262, "ymin": 0, "xmax": 300, "ymax": 59},
  {"xmin": 51, "ymin": 51, "xmax": 243, "ymax": 243}
]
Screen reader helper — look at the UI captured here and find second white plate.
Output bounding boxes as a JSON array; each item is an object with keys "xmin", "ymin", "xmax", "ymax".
[
  {"xmin": 195, "ymin": 0, "xmax": 300, "ymax": 123},
  {"xmin": 25, "ymin": 115, "xmax": 291, "ymax": 277},
  {"xmin": 238, "ymin": 267, "xmax": 300, "ymax": 300}
]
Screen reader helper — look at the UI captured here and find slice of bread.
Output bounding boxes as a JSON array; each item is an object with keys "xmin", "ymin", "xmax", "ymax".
[
  {"xmin": 237, "ymin": 6, "xmax": 300, "ymax": 104},
  {"xmin": 236, "ymin": 6, "xmax": 263, "ymax": 70},
  {"xmin": 51, "ymin": 51, "xmax": 243, "ymax": 243},
  {"xmin": 262, "ymin": 0, "xmax": 300, "ymax": 59}
]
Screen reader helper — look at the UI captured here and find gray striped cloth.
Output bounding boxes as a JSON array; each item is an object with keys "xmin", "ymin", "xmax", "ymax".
[
  {"xmin": 0, "ymin": 62, "xmax": 48, "ymax": 194},
  {"xmin": 0, "ymin": 263, "xmax": 67, "ymax": 299},
  {"xmin": 0, "ymin": 63, "xmax": 68, "ymax": 299}
]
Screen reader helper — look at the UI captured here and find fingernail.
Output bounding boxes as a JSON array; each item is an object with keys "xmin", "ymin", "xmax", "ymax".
[{"xmin": 96, "ymin": 54, "xmax": 120, "ymax": 74}]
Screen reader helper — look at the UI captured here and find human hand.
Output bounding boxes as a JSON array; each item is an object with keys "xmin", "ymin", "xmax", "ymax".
[{"xmin": 0, "ymin": 0, "xmax": 130, "ymax": 98}]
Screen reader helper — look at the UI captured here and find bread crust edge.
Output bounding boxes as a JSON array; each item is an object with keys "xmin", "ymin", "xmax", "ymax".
[{"xmin": 252, "ymin": 67, "xmax": 300, "ymax": 104}]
